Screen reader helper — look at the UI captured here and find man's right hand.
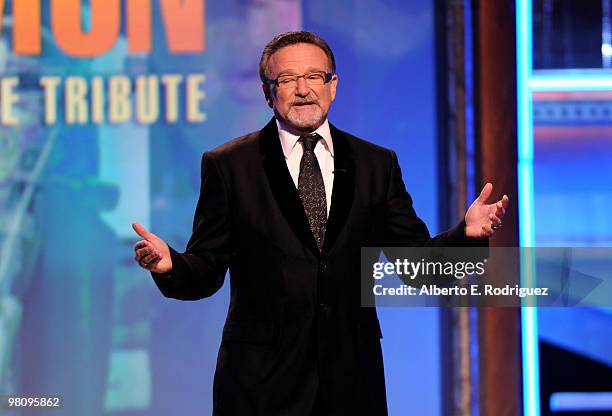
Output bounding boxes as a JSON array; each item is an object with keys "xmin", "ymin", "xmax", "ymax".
[{"xmin": 132, "ymin": 222, "xmax": 173, "ymax": 274}]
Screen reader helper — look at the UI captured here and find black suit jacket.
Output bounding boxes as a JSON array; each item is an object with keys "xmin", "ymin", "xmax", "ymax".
[{"xmin": 152, "ymin": 118, "xmax": 478, "ymax": 415}]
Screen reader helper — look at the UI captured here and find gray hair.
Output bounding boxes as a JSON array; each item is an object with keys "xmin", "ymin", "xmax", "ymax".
[{"xmin": 259, "ymin": 31, "xmax": 336, "ymax": 83}]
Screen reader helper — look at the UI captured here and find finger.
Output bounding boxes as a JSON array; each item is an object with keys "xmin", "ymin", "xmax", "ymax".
[
  {"xmin": 135, "ymin": 246, "xmax": 154, "ymax": 261},
  {"xmin": 138, "ymin": 258, "xmax": 152, "ymax": 269},
  {"xmin": 146, "ymin": 257, "xmax": 161, "ymax": 270},
  {"xmin": 134, "ymin": 240, "xmax": 149, "ymax": 251},
  {"xmin": 492, "ymin": 198, "xmax": 508, "ymax": 218},
  {"xmin": 135, "ymin": 252, "xmax": 145, "ymax": 263},
  {"xmin": 494, "ymin": 201, "xmax": 505, "ymax": 216},
  {"xmin": 502, "ymin": 195, "xmax": 509, "ymax": 208},
  {"xmin": 476, "ymin": 182, "xmax": 493, "ymax": 204},
  {"xmin": 132, "ymin": 222, "xmax": 153, "ymax": 240},
  {"xmin": 481, "ymin": 223, "xmax": 493, "ymax": 237},
  {"xmin": 138, "ymin": 255, "xmax": 156, "ymax": 269},
  {"xmin": 489, "ymin": 213, "xmax": 502, "ymax": 227},
  {"xmin": 493, "ymin": 203, "xmax": 503, "ymax": 217},
  {"xmin": 142, "ymin": 252, "xmax": 161, "ymax": 265}
]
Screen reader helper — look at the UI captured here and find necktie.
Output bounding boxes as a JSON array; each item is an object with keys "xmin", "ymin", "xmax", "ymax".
[{"xmin": 298, "ymin": 133, "xmax": 327, "ymax": 252}]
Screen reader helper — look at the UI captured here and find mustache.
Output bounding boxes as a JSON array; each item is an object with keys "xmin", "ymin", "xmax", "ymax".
[{"xmin": 290, "ymin": 98, "xmax": 318, "ymax": 106}]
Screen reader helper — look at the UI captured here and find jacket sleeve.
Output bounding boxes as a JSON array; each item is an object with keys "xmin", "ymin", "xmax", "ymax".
[
  {"xmin": 384, "ymin": 150, "xmax": 488, "ymax": 248},
  {"xmin": 151, "ymin": 152, "xmax": 233, "ymax": 300}
]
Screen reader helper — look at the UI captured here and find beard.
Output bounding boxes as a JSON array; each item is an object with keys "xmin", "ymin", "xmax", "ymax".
[{"xmin": 284, "ymin": 99, "xmax": 326, "ymax": 131}]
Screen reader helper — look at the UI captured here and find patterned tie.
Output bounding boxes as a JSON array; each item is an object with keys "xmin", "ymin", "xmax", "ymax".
[{"xmin": 298, "ymin": 133, "xmax": 327, "ymax": 252}]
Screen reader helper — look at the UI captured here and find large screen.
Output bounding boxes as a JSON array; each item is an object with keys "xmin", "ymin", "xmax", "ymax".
[{"xmin": 0, "ymin": 1, "xmax": 441, "ymax": 414}]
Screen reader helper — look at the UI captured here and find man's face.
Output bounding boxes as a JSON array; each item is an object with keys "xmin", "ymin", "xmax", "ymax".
[{"xmin": 263, "ymin": 43, "xmax": 338, "ymax": 134}]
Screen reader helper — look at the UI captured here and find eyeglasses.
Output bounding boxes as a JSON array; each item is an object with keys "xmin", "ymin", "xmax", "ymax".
[{"xmin": 266, "ymin": 71, "xmax": 334, "ymax": 89}]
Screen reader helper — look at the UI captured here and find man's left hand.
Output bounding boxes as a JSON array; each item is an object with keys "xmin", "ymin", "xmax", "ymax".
[{"xmin": 465, "ymin": 182, "xmax": 509, "ymax": 239}]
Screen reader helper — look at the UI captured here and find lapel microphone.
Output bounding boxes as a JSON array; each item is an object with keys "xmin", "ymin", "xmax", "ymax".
[{"xmin": 333, "ymin": 168, "xmax": 347, "ymax": 174}]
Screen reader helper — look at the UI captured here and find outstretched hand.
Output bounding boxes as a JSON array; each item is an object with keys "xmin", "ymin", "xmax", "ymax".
[
  {"xmin": 465, "ymin": 183, "xmax": 509, "ymax": 239},
  {"xmin": 132, "ymin": 222, "xmax": 172, "ymax": 273}
]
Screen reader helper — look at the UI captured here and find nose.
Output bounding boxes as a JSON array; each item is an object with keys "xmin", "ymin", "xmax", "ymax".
[{"xmin": 295, "ymin": 77, "xmax": 311, "ymax": 96}]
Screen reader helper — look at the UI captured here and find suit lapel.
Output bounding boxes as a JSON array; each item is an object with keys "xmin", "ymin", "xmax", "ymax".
[
  {"xmin": 259, "ymin": 119, "xmax": 356, "ymax": 257},
  {"xmin": 260, "ymin": 119, "xmax": 320, "ymax": 257},
  {"xmin": 323, "ymin": 124, "xmax": 355, "ymax": 254}
]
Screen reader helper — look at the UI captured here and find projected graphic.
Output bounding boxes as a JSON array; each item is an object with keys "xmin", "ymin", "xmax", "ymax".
[{"xmin": 0, "ymin": 1, "xmax": 441, "ymax": 415}]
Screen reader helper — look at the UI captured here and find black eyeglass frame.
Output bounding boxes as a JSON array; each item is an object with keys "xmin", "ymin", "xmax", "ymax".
[{"xmin": 263, "ymin": 71, "xmax": 335, "ymax": 87}]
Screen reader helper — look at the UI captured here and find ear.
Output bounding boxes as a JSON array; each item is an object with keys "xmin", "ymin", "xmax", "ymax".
[
  {"xmin": 262, "ymin": 83, "xmax": 274, "ymax": 108},
  {"xmin": 329, "ymin": 74, "xmax": 339, "ymax": 101}
]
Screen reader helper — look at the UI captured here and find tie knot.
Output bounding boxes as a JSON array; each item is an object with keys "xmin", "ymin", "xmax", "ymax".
[{"xmin": 299, "ymin": 133, "xmax": 322, "ymax": 152}]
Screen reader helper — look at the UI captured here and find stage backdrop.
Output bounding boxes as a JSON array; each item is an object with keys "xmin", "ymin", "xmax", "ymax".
[{"xmin": 0, "ymin": 1, "xmax": 440, "ymax": 415}]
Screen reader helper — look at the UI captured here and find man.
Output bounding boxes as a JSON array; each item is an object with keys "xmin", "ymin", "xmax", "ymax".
[{"xmin": 133, "ymin": 31, "xmax": 508, "ymax": 415}]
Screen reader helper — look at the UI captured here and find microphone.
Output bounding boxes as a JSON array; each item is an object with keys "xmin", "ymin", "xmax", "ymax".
[{"xmin": 333, "ymin": 168, "xmax": 347, "ymax": 174}]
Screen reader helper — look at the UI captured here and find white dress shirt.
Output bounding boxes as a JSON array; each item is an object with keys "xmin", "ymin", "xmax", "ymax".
[{"xmin": 276, "ymin": 119, "xmax": 334, "ymax": 216}]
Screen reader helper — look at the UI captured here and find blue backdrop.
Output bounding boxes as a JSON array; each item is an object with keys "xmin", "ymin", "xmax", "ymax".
[{"xmin": 0, "ymin": 1, "xmax": 441, "ymax": 415}]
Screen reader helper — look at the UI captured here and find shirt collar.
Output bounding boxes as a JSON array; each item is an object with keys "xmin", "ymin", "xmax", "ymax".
[{"xmin": 276, "ymin": 118, "xmax": 334, "ymax": 159}]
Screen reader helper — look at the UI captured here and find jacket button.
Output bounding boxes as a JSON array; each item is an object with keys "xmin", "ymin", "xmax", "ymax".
[
  {"xmin": 319, "ymin": 260, "xmax": 327, "ymax": 270},
  {"xmin": 319, "ymin": 303, "xmax": 329, "ymax": 312}
]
